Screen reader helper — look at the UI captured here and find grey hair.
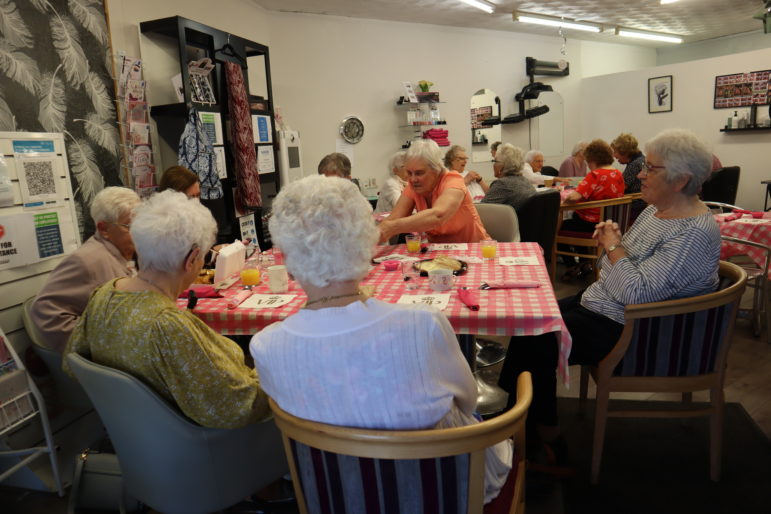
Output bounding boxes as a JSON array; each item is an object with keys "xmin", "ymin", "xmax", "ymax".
[
  {"xmin": 317, "ymin": 153, "xmax": 352, "ymax": 178},
  {"xmin": 524, "ymin": 149, "xmax": 544, "ymax": 164},
  {"xmin": 443, "ymin": 145, "xmax": 465, "ymax": 168},
  {"xmin": 89, "ymin": 187, "xmax": 140, "ymax": 224},
  {"xmin": 269, "ymin": 175, "xmax": 378, "ymax": 288},
  {"xmin": 130, "ymin": 190, "xmax": 216, "ymax": 273},
  {"xmin": 571, "ymin": 141, "xmax": 588, "ymax": 157},
  {"xmin": 388, "ymin": 151, "xmax": 407, "ymax": 174},
  {"xmin": 496, "ymin": 144, "xmax": 525, "ymax": 176},
  {"xmin": 644, "ymin": 129, "xmax": 712, "ymax": 196},
  {"xmin": 405, "ymin": 139, "xmax": 445, "ymax": 173}
]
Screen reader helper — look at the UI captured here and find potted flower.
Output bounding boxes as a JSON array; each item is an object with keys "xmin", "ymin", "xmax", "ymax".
[{"xmin": 416, "ymin": 80, "xmax": 439, "ymax": 103}]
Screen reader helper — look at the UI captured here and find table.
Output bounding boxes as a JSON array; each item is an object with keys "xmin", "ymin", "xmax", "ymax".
[
  {"xmin": 179, "ymin": 242, "xmax": 572, "ymax": 382},
  {"xmin": 715, "ymin": 212, "xmax": 771, "ymax": 275}
]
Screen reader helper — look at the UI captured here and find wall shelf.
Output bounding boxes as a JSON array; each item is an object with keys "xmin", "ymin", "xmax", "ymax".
[{"xmin": 720, "ymin": 126, "xmax": 771, "ymax": 133}]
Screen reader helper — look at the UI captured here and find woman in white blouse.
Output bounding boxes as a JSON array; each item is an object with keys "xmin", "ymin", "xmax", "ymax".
[
  {"xmin": 374, "ymin": 151, "xmax": 408, "ymax": 213},
  {"xmin": 445, "ymin": 145, "xmax": 489, "ymax": 202},
  {"xmin": 250, "ymin": 175, "xmax": 511, "ymax": 504}
]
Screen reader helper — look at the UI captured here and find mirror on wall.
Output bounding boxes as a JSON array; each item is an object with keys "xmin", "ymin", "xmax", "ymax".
[
  {"xmin": 535, "ymin": 91, "xmax": 564, "ymax": 159},
  {"xmin": 470, "ymin": 88, "xmax": 501, "ymax": 163}
]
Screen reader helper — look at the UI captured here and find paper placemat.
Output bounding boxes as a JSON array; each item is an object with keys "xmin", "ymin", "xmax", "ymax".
[
  {"xmin": 239, "ymin": 294, "xmax": 296, "ymax": 309},
  {"xmin": 373, "ymin": 253, "xmax": 420, "ymax": 263},
  {"xmin": 428, "ymin": 243, "xmax": 468, "ymax": 251},
  {"xmin": 397, "ymin": 293, "xmax": 450, "ymax": 310},
  {"xmin": 498, "ymin": 256, "xmax": 540, "ymax": 266}
]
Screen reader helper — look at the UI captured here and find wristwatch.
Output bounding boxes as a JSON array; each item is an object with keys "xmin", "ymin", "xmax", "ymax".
[{"xmin": 606, "ymin": 243, "xmax": 621, "ymax": 253}]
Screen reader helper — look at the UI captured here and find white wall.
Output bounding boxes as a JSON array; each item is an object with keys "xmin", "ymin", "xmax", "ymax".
[
  {"xmin": 580, "ymin": 40, "xmax": 657, "ymax": 78},
  {"xmin": 581, "ymin": 47, "xmax": 771, "ymax": 210},
  {"xmin": 657, "ymin": 30, "xmax": 771, "ymax": 66}
]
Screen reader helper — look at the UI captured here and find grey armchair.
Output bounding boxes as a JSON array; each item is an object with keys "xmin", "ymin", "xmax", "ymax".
[{"xmin": 66, "ymin": 353, "xmax": 288, "ymax": 514}]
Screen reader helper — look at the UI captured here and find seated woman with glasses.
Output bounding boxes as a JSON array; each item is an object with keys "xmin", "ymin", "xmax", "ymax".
[
  {"xmin": 445, "ymin": 145, "xmax": 489, "ymax": 202},
  {"xmin": 30, "ymin": 187, "xmax": 140, "ymax": 352},
  {"xmin": 499, "ymin": 129, "xmax": 721, "ymax": 457},
  {"xmin": 64, "ymin": 190, "xmax": 269, "ymax": 429},
  {"xmin": 250, "ymin": 175, "xmax": 512, "ymax": 505},
  {"xmin": 559, "ymin": 138, "xmax": 625, "ymax": 280},
  {"xmin": 480, "ymin": 143, "xmax": 535, "ymax": 213}
]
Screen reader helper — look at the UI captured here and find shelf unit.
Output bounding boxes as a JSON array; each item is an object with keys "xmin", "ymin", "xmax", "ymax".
[
  {"xmin": 719, "ymin": 126, "xmax": 771, "ymax": 133},
  {"xmin": 139, "ymin": 16, "xmax": 278, "ymax": 248}
]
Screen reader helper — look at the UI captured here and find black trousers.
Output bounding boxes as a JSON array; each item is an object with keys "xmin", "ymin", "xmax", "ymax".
[
  {"xmin": 498, "ymin": 292, "xmax": 624, "ymax": 426},
  {"xmin": 558, "ymin": 213, "xmax": 596, "ymax": 265}
]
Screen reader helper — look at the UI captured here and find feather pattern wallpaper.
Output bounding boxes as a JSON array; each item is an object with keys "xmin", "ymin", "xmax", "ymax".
[{"xmin": 0, "ymin": 0, "xmax": 120, "ymax": 236}]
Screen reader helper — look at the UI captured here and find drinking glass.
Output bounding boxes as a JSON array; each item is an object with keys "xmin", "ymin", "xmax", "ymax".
[
  {"xmin": 402, "ymin": 261, "xmax": 421, "ymax": 290},
  {"xmin": 240, "ymin": 259, "xmax": 261, "ymax": 290},
  {"xmin": 405, "ymin": 234, "xmax": 421, "ymax": 253},
  {"xmin": 481, "ymin": 239, "xmax": 497, "ymax": 260}
]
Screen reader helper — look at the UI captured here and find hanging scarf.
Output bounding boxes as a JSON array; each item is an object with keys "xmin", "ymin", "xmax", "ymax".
[
  {"xmin": 178, "ymin": 107, "xmax": 223, "ymax": 200},
  {"xmin": 225, "ymin": 61, "xmax": 262, "ymax": 208}
]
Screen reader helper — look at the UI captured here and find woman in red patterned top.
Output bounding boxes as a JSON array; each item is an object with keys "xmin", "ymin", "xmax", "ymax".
[{"xmin": 560, "ymin": 139, "xmax": 625, "ymax": 279}]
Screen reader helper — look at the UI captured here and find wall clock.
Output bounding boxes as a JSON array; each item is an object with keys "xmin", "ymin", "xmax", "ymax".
[{"xmin": 339, "ymin": 116, "xmax": 364, "ymax": 144}]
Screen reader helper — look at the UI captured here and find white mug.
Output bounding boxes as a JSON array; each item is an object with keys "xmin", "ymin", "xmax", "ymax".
[
  {"xmin": 428, "ymin": 268, "xmax": 455, "ymax": 292},
  {"xmin": 267, "ymin": 265, "xmax": 289, "ymax": 293}
]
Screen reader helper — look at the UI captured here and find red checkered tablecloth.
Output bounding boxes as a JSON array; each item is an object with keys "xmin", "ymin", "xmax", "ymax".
[
  {"xmin": 715, "ymin": 213, "xmax": 771, "ymax": 276},
  {"xmin": 179, "ymin": 242, "xmax": 572, "ymax": 382}
]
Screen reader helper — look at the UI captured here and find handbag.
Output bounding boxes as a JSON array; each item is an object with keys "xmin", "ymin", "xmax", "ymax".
[{"xmin": 67, "ymin": 449, "xmax": 142, "ymax": 513}]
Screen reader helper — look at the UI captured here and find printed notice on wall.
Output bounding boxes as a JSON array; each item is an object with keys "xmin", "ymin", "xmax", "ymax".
[
  {"xmin": 15, "ymin": 153, "xmax": 64, "ymax": 209},
  {"xmin": 257, "ymin": 146, "xmax": 275, "ymax": 174},
  {"xmin": 198, "ymin": 112, "xmax": 223, "ymax": 145},
  {"xmin": 252, "ymin": 115, "xmax": 273, "ymax": 143},
  {"xmin": 238, "ymin": 212, "xmax": 258, "ymax": 243},
  {"xmin": 0, "ymin": 213, "xmax": 35, "ymax": 270},
  {"xmin": 34, "ymin": 211, "xmax": 64, "ymax": 259}
]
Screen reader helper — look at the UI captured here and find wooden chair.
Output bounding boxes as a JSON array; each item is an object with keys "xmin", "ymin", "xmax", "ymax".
[
  {"xmin": 720, "ymin": 236, "xmax": 771, "ymax": 341},
  {"xmin": 270, "ymin": 372, "xmax": 533, "ymax": 514},
  {"xmin": 551, "ymin": 193, "xmax": 642, "ymax": 281},
  {"xmin": 579, "ymin": 261, "xmax": 747, "ymax": 484}
]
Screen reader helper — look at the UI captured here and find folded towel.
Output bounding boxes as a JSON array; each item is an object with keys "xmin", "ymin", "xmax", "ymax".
[
  {"xmin": 179, "ymin": 285, "xmax": 221, "ymax": 298},
  {"xmin": 227, "ymin": 290, "xmax": 253, "ymax": 309},
  {"xmin": 484, "ymin": 280, "xmax": 540, "ymax": 289},
  {"xmin": 457, "ymin": 288, "xmax": 479, "ymax": 310}
]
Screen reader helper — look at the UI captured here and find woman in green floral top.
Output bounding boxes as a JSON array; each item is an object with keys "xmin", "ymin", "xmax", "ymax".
[{"xmin": 64, "ymin": 190, "xmax": 268, "ymax": 429}]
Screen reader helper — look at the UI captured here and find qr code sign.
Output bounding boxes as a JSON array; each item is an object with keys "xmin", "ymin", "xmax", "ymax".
[{"xmin": 22, "ymin": 160, "xmax": 56, "ymax": 196}]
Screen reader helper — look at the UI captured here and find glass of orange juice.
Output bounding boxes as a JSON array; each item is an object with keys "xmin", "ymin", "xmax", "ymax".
[
  {"xmin": 240, "ymin": 259, "xmax": 261, "ymax": 289},
  {"xmin": 481, "ymin": 239, "xmax": 497, "ymax": 260},
  {"xmin": 405, "ymin": 234, "xmax": 421, "ymax": 253}
]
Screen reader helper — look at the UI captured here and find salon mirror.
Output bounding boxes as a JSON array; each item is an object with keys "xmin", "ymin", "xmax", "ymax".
[
  {"xmin": 470, "ymin": 88, "xmax": 501, "ymax": 163},
  {"xmin": 535, "ymin": 91, "xmax": 564, "ymax": 158}
]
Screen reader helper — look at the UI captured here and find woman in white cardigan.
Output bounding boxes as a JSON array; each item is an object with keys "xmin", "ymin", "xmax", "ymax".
[{"xmin": 250, "ymin": 175, "xmax": 511, "ymax": 504}]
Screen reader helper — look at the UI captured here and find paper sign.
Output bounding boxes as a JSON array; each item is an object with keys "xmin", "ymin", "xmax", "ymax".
[
  {"xmin": 428, "ymin": 243, "xmax": 468, "ymax": 251},
  {"xmin": 252, "ymin": 115, "xmax": 273, "ymax": 143},
  {"xmin": 402, "ymin": 81, "xmax": 419, "ymax": 103},
  {"xmin": 198, "ymin": 112, "xmax": 223, "ymax": 145},
  {"xmin": 12, "ymin": 140, "xmax": 55, "ymax": 153},
  {"xmin": 335, "ymin": 139, "xmax": 354, "ymax": 165},
  {"xmin": 397, "ymin": 294, "xmax": 450, "ymax": 310},
  {"xmin": 372, "ymin": 253, "xmax": 420, "ymax": 263},
  {"xmin": 34, "ymin": 211, "xmax": 64, "ymax": 258},
  {"xmin": 16, "ymin": 154, "xmax": 64, "ymax": 208},
  {"xmin": 213, "ymin": 146, "xmax": 227, "ymax": 179},
  {"xmin": 0, "ymin": 156, "xmax": 13, "ymax": 207},
  {"xmin": 239, "ymin": 212, "xmax": 257, "ymax": 242},
  {"xmin": 498, "ymin": 256, "xmax": 540, "ymax": 266},
  {"xmin": 240, "ymin": 294, "xmax": 296, "ymax": 309},
  {"xmin": 454, "ymin": 255, "xmax": 482, "ymax": 264},
  {"xmin": 257, "ymin": 146, "xmax": 275, "ymax": 174},
  {"xmin": 0, "ymin": 213, "xmax": 36, "ymax": 270}
]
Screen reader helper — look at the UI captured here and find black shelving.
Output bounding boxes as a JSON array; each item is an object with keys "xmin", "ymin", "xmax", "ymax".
[{"xmin": 719, "ymin": 126, "xmax": 771, "ymax": 133}]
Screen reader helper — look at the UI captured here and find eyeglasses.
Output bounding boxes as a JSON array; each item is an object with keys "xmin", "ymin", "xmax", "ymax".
[
  {"xmin": 643, "ymin": 161, "xmax": 666, "ymax": 173},
  {"xmin": 110, "ymin": 221, "xmax": 130, "ymax": 230}
]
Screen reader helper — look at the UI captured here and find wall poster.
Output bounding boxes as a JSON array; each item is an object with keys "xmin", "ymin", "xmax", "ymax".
[{"xmin": 714, "ymin": 70, "xmax": 771, "ymax": 109}]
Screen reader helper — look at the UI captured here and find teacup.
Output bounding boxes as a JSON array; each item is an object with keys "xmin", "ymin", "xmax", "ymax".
[{"xmin": 428, "ymin": 268, "xmax": 455, "ymax": 292}]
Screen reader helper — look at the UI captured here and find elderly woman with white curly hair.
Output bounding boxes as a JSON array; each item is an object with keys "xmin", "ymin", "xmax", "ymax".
[
  {"xmin": 500, "ymin": 128, "xmax": 721, "ymax": 453},
  {"xmin": 64, "ymin": 190, "xmax": 269, "ymax": 429},
  {"xmin": 481, "ymin": 143, "xmax": 535, "ymax": 213},
  {"xmin": 250, "ymin": 175, "xmax": 512, "ymax": 505},
  {"xmin": 374, "ymin": 150, "xmax": 408, "ymax": 213},
  {"xmin": 378, "ymin": 140, "xmax": 489, "ymax": 243},
  {"xmin": 31, "ymin": 186, "xmax": 140, "ymax": 352},
  {"xmin": 521, "ymin": 149, "xmax": 546, "ymax": 186}
]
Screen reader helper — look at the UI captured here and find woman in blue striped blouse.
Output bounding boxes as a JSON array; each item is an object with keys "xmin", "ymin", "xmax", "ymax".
[{"xmin": 499, "ymin": 128, "xmax": 721, "ymax": 455}]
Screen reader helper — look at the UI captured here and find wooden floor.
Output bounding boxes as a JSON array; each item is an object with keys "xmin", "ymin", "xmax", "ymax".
[{"xmin": 552, "ymin": 264, "xmax": 771, "ymax": 439}]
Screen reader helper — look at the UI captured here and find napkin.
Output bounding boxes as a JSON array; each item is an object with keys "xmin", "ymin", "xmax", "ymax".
[
  {"xmin": 484, "ymin": 280, "xmax": 540, "ymax": 289},
  {"xmin": 179, "ymin": 285, "xmax": 221, "ymax": 298},
  {"xmin": 722, "ymin": 213, "xmax": 742, "ymax": 222},
  {"xmin": 457, "ymin": 288, "xmax": 479, "ymax": 311},
  {"xmin": 227, "ymin": 290, "xmax": 253, "ymax": 309},
  {"xmin": 214, "ymin": 240, "xmax": 246, "ymax": 283}
]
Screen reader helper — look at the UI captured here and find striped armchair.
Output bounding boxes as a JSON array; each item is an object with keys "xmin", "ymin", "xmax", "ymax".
[
  {"xmin": 269, "ymin": 372, "xmax": 533, "ymax": 514},
  {"xmin": 579, "ymin": 261, "xmax": 747, "ymax": 484}
]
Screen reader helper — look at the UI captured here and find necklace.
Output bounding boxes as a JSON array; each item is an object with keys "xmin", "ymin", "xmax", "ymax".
[
  {"xmin": 304, "ymin": 291, "xmax": 362, "ymax": 308},
  {"xmin": 137, "ymin": 274, "xmax": 171, "ymax": 299}
]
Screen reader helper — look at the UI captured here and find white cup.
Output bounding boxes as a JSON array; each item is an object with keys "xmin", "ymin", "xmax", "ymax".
[
  {"xmin": 267, "ymin": 265, "xmax": 289, "ymax": 293},
  {"xmin": 428, "ymin": 268, "xmax": 455, "ymax": 292}
]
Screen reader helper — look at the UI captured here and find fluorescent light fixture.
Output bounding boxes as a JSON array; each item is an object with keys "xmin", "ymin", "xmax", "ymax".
[
  {"xmin": 459, "ymin": 0, "xmax": 494, "ymax": 14},
  {"xmin": 617, "ymin": 28, "xmax": 683, "ymax": 43},
  {"xmin": 515, "ymin": 13, "xmax": 601, "ymax": 33},
  {"xmin": 660, "ymin": 0, "xmax": 679, "ymax": 4}
]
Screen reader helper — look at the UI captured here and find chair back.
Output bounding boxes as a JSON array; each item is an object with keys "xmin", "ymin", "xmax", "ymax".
[
  {"xmin": 270, "ymin": 373, "xmax": 533, "ymax": 514},
  {"xmin": 66, "ymin": 353, "xmax": 287, "ymax": 514},
  {"xmin": 475, "ymin": 203, "xmax": 520, "ymax": 242},
  {"xmin": 701, "ymin": 166, "xmax": 740, "ymax": 205},
  {"xmin": 540, "ymin": 166, "xmax": 559, "ymax": 177},
  {"xmin": 603, "ymin": 261, "xmax": 746, "ymax": 379},
  {"xmin": 22, "ymin": 297, "xmax": 92, "ymax": 409},
  {"xmin": 518, "ymin": 189, "xmax": 560, "ymax": 260}
]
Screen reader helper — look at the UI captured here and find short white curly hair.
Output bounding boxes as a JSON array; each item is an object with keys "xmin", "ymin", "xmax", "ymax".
[
  {"xmin": 496, "ymin": 143, "xmax": 525, "ymax": 176},
  {"xmin": 269, "ymin": 175, "xmax": 378, "ymax": 288},
  {"xmin": 90, "ymin": 187, "xmax": 140, "ymax": 224},
  {"xmin": 644, "ymin": 128, "xmax": 712, "ymax": 196},
  {"xmin": 405, "ymin": 139, "xmax": 445, "ymax": 173},
  {"xmin": 130, "ymin": 190, "xmax": 217, "ymax": 273}
]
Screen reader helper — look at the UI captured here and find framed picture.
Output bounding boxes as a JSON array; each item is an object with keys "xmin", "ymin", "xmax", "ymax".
[
  {"xmin": 713, "ymin": 70, "xmax": 771, "ymax": 109},
  {"xmin": 648, "ymin": 75, "xmax": 672, "ymax": 113}
]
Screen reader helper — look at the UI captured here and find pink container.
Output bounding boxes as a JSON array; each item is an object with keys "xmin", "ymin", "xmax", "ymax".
[{"xmin": 383, "ymin": 260, "xmax": 400, "ymax": 271}]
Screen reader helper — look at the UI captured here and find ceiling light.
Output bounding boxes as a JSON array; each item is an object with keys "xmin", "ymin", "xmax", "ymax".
[
  {"xmin": 459, "ymin": 0, "xmax": 494, "ymax": 14},
  {"xmin": 514, "ymin": 13, "xmax": 601, "ymax": 33},
  {"xmin": 616, "ymin": 28, "xmax": 683, "ymax": 43},
  {"xmin": 660, "ymin": 0, "xmax": 679, "ymax": 4}
]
